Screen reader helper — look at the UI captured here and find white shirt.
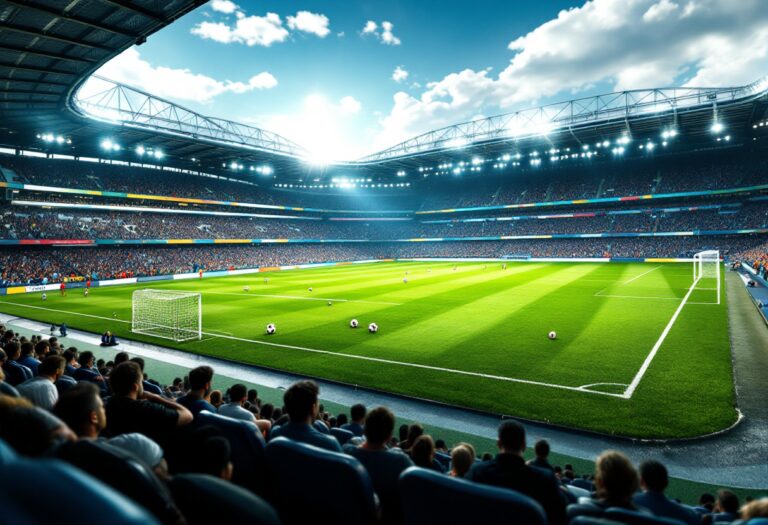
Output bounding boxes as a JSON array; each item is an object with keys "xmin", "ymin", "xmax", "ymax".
[
  {"xmin": 17, "ymin": 376, "xmax": 58, "ymax": 410},
  {"xmin": 217, "ymin": 402, "xmax": 256, "ymax": 423}
]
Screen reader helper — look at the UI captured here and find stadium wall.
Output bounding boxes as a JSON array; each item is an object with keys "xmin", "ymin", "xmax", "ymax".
[{"xmin": 0, "ymin": 257, "xmax": 700, "ymax": 295}]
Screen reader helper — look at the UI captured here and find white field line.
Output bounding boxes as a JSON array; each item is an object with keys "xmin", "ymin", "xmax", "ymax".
[
  {"xmin": 623, "ymin": 265, "xmax": 662, "ymax": 284},
  {"xmin": 595, "ymin": 294, "xmax": 718, "ymax": 305},
  {"xmin": 170, "ymin": 289, "xmax": 403, "ymax": 306},
  {"xmin": 621, "ymin": 277, "xmax": 700, "ymax": 399},
  {"xmin": 0, "ymin": 301, "xmax": 624, "ymax": 398}
]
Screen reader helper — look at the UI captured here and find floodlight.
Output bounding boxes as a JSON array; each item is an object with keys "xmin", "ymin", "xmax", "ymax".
[
  {"xmin": 136, "ymin": 145, "xmax": 146, "ymax": 156},
  {"xmin": 154, "ymin": 150, "xmax": 164, "ymax": 159},
  {"xmin": 711, "ymin": 122, "xmax": 724, "ymax": 134}
]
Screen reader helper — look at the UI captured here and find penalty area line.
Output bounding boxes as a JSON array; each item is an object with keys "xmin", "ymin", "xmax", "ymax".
[
  {"xmin": 622, "ymin": 277, "xmax": 700, "ymax": 399},
  {"xmin": 171, "ymin": 289, "xmax": 403, "ymax": 306},
  {"xmin": 0, "ymin": 300, "xmax": 624, "ymax": 398},
  {"xmin": 623, "ymin": 265, "xmax": 662, "ymax": 284}
]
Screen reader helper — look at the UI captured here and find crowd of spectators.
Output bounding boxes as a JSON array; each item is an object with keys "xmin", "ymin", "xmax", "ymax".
[
  {"xmin": 0, "ymin": 235, "xmax": 766, "ymax": 286},
  {"xmin": 734, "ymin": 241, "xmax": 768, "ymax": 279},
  {"xmin": 1, "ymin": 202, "xmax": 766, "ymax": 241},
  {"xmin": 1, "ymin": 328, "xmax": 765, "ymax": 524}
]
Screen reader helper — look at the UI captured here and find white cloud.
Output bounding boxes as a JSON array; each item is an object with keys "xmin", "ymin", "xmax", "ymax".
[
  {"xmin": 392, "ymin": 66, "xmax": 409, "ymax": 83},
  {"xmin": 373, "ymin": 0, "xmax": 768, "ymax": 153},
  {"xmin": 89, "ymin": 48, "xmax": 277, "ymax": 103},
  {"xmin": 362, "ymin": 21, "xmax": 378, "ymax": 34},
  {"xmin": 361, "ymin": 20, "xmax": 401, "ymax": 45},
  {"xmin": 287, "ymin": 11, "xmax": 331, "ymax": 38},
  {"xmin": 191, "ymin": 12, "xmax": 289, "ymax": 46},
  {"xmin": 339, "ymin": 96, "xmax": 362, "ymax": 114},
  {"xmin": 210, "ymin": 0, "xmax": 238, "ymax": 14}
]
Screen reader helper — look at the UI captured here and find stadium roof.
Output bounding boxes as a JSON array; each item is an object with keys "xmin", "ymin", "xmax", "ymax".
[{"xmin": 1, "ymin": 1, "xmax": 768, "ymax": 186}]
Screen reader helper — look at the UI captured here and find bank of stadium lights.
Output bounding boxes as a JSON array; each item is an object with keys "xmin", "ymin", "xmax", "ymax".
[
  {"xmin": 716, "ymin": 135, "xmax": 731, "ymax": 143},
  {"xmin": 100, "ymin": 139, "xmax": 121, "ymax": 152},
  {"xmin": 611, "ymin": 146, "xmax": 626, "ymax": 156},
  {"xmin": 661, "ymin": 129, "xmax": 678, "ymax": 140},
  {"xmin": 37, "ymin": 133, "xmax": 71, "ymax": 145},
  {"xmin": 711, "ymin": 121, "xmax": 725, "ymax": 134},
  {"xmin": 396, "ymin": 170, "xmax": 406, "ymax": 177}
]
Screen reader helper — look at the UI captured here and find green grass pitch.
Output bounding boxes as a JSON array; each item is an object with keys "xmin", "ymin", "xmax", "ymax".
[{"xmin": 0, "ymin": 261, "xmax": 736, "ymax": 438}]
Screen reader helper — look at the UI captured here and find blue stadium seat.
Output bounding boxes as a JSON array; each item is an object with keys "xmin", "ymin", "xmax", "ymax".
[
  {"xmin": 168, "ymin": 473, "xmax": 280, "ymax": 525},
  {"xmin": 0, "ymin": 458, "xmax": 159, "ymax": 525},
  {"xmin": 747, "ymin": 519, "xmax": 768, "ymax": 525},
  {"xmin": 0, "ymin": 437, "xmax": 16, "ymax": 466},
  {"xmin": 54, "ymin": 439, "xmax": 184, "ymax": 525},
  {"xmin": 572, "ymin": 516, "xmax": 628, "ymax": 525},
  {"xmin": 398, "ymin": 466, "xmax": 547, "ymax": 525},
  {"xmin": 605, "ymin": 508, "xmax": 686, "ymax": 525},
  {"xmin": 197, "ymin": 409, "xmax": 267, "ymax": 494},
  {"xmin": 330, "ymin": 427, "xmax": 354, "ymax": 445},
  {"xmin": 264, "ymin": 437, "xmax": 376, "ymax": 525}
]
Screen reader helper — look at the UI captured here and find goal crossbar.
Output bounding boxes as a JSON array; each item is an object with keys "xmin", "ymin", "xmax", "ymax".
[
  {"xmin": 132, "ymin": 289, "xmax": 202, "ymax": 342},
  {"xmin": 692, "ymin": 250, "xmax": 720, "ymax": 304}
]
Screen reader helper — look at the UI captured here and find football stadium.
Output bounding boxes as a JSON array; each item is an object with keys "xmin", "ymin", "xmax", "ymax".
[{"xmin": 0, "ymin": 1, "xmax": 767, "ymax": 523}]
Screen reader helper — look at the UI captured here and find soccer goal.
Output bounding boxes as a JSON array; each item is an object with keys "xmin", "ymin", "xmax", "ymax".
[
  {"xmin": 693, "ymin": 250, "xmax": 721, "ymax": 302},
  {"xmin": 132, "ymin": 289, "xmax": 202, "ymax": 342}
]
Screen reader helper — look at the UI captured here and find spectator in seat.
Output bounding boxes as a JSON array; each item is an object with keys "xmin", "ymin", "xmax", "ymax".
[
  {"xmin": 634, "ymin": 460, "xmax": 700, "ymax": 525},
  {"xmin": 54, "ymin": 382, "xmax": 107, "ymax": 439},
  {"xmin": 341, "ymin": 403, "xmax": 366, "ymax": 437},
  {"xmin": 209, "ymin": 389, "xmax": 223, "ymax": 409},
  {"xmin": 217, "ymin": 383, "xmax": 268, "ymax": 432},
  {"xmin": 528, "ymin": 439, "xmax": 555, "ymax": 472},
  {"xmin": 104, "ymin": 361, "xmax": 192, "ymax": 446},
  {"xmin": 62, "ymin": 348, "xmax": 79, "ymax": 376},
  {"xmin": 2, "ymin": 342, "xmax": 32, "ymax": 386},
  {"xmin": 0, "ymin": 353, "xmax": 20, "ymax": 397},
  {"xmin": 100, "ymin": 331, "xmax": 119, "ymax": 347},
  {"xmin": 467, "ymin": 419, "xmax": 566, "ymax": 525},
  {"xmin": 713, "ymin": 490, "xmax": 740, "ymax": 523},
  {"xmin": 741, "ymin": 498, "xmax": 768, "ymax": 520},
  {"xmin": 72, "ymin": 351, "xmax": 106, "ymax": 390},
  {"xmin": 176, "ymin": 366, "xmax": 217, "ymax": 417},
  {"xmin": 411, "ymin": 435, "xmax": 444, "ymax": 473},
  {"xmin": 0, "ymin": 395, "xmax": 76, "ymax": 456},
  {"xmin": 18, "ymin": 342, "xmax": 40, "ymax": 376},
  {"xmin": 269, "ymin": 380, "xmax": 342, "ymax": 452},
  {"xmin": 130, "ymin": 357, "xmax": 163, "ymax": 396},
  {"xmin": 399, "ymin": 423, "xmax": 424, "ymax": 451},
  {"xmin": 34, "ymin": 340, "xmax": 51, "ymax": 362},
  {"xmin": 435, "ymin": 439, "xmax": 448, "ymax": 455},
  {"xmin": 450, "ymin": 443, "xmax": 476, "ymax": 478},
  {"xmin": 344, "ymin": 406, "xmax": 413, "ymax": 524},
  {"xmin": 695, "ymin": 493, "xmax": 716, "ymax": 514},
  {"xmin": 17, "ymin": 355, "xmax": 65, "ymax": 410},
  {"xmin": 114, "ymin": 351, "xmax": 130, "ymax": 366}
]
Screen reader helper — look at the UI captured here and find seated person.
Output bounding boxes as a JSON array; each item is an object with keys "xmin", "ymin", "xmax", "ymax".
[
  {"xmin": 59, "ymin": 323, "xmax": 67, "ymax": 337},
  {"xmin": 218, "ymin": 383, "xmax": 271, "ymax": 435},
  {"xmin": 633, "ymin": 460, "xmax": 700, "ymax": 525},
  {"xmin": 269, "ymin": 380, "xmax": 342, "ymax": 452},
  {"xmin": 100, "ymin": 331, "xmax": 119, "ymax": 347}
]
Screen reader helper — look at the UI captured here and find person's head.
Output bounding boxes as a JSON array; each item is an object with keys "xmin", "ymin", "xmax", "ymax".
[
  {"xmin": 741, "ymin": 498, "xmax": 768, "ymax": 520},
  {"xmin": 435, "ymin": 439, "xmax": 447, "ymax": 451},
  {"xmin": 209, "ymin": 390, "xmax": 223, "ymax": 407},
  {"xmin": 129, "ymin": 357, "xmax": 145, "ymax": 375},
  {"xmin": 39, "ymin": 355, "xmax": 66, "ymax": 380},
  {"xmin": 228, "ymin": 383, "xmax": 248, "ymax": 404},
  {"xmin": 188, "ymin": 366, "xmax": 214, "ymax": 394},
  {"xmin": 363, "ymin": 406, "xmax": 395, "ymax": 447},
  {"xmin": 594, "ymin": 450, "xmax": 639, "ymax": 504},
  {"xmin": 0, "ymin": 396, "xmax": 76, "ymax": 456},
  {"xmin": 0, "ymin": 348, "xmax": 6, "ymax": 367},
  {"xmin": 5, "ymin": 342, "xmax": 20, "ymax": 360},
  {"xmin": 283, "ymin": 380, "xmax": 319, "ymax": 423},
  {"xmin": 699, "ymin": 493, "xmax": 716, "ymax": 511},
  {"xmin": 639, "ymin": 460, "xmax": 669, "ymax": 493},
  {"xmin": 534, "ymin": 439, "xmax": 550, "ymax": 459},
  {"xmin": 53, "ymin": 382, "xmax": 106, "ymax": 438},
  {"xmin": 497, "ymin": 420, "xmax": 526, "ymax": 454},
  {"xmin": 411, "ymin": 435, "xmax": 436, "ymax": 467},
  {"xmin": 260, "ymin": 403, "xmax": 275, "ymax": 421},
  {"xmin": 716, "ymin": 490, "xmax": 740, "ymax": 514},
  {"xmin": 247, "ymin": 389, "xmax": 258, "ymax": 404},
  {"xmin": 78, "ymin": 351, "xmax": 95, "ymax": 368},
  {"xmin": 62, "ymin": 348, "xmax": 78, "ymax": 364},
  {"xmin": 398, "ymin": 423, "xmax": 409, "ymax": 442},
  {"xmin": 450, "ymin": 443, "xmax": 476, "ymax": 478},
  {"xmin": 350, "ymin": 403, "xmax": 366, "ymax": 423},
  {"xmin": 20, "ymin": 341, "xmax": 34, "ymax": 357},
  {"xmin": 114, "ymin": 352, "xmax": 130, "ymax": 366},
  {"xmin": 406, "ymin": 423, "xmax": 424, "ymax": 447},
  {"xmin": 109, "ymin": 433, "xmax": 168, "ymax": 479},
  {"xmin": 109, "ymin": 361, "xmax": 143, "ymax": 398},
  {"xmin": 34, "ymin": 340, "xmax": 50, "ymax": 358}
]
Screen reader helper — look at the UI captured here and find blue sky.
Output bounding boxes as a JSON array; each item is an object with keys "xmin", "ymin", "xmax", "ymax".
[{"xmin": 89, "ymin": 0, "xmax": 768, "ymax": 160}]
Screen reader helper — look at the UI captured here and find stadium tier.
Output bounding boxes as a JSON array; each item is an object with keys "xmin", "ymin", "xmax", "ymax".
[{"xmin": 1, "ymin": 1, "xmax": 767, "ymax": 523}]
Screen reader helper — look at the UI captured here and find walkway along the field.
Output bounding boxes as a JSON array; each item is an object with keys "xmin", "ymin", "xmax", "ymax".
[{"xmin": 0, "ymin": 270, "xmax": 765, "ymax": 489}]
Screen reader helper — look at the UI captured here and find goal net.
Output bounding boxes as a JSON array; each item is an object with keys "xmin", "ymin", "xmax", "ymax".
[
  {"xmin": 132, "ymin": 289, "xmax": 202, "ymax": 342},
  {"xmin": 693, "ymin": 250, "xmax": 721, "ymax": 301}
]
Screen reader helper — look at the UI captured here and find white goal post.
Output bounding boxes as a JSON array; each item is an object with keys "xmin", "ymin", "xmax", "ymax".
[
  {"xmin": 132, "ymin": 289, "xmax": 202, "ymax": 342},
  {"xmin": 693, "ymin": 250, "xmax": 721, "ymax": 302}
]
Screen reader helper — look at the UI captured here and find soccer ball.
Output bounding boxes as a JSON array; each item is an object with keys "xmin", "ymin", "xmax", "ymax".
[
  {"xmin": 548, "ymin": 331, "xmax": 557, "ymax": 340},
  {"xmin": 243, "ymin": 286, "xmax": 250, "ymax": 292},
  {"xmin": 350, "ymin": 319, "xmax": 359, "ymax": 328},
  {"xmin": 308, "ymin": 287, "xmax": 313, "ymax": 292},
  {"xmin": 368, "ymin": 323, "xmax": 378, "ymax": 333},
  {"xmin": 403, "ymin": 278, "xmax": 408, "ymax": 284},
  {"xmin": 266, "ymin": 323, "xmax": 276, "ymax": 335},
  {"xmin": 327, "ymin": 301, "xmax": 332, "ymax": 306},
  {"xmin": 41, "ymin": 293, "xmax": 47, "ymax": 301}
]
